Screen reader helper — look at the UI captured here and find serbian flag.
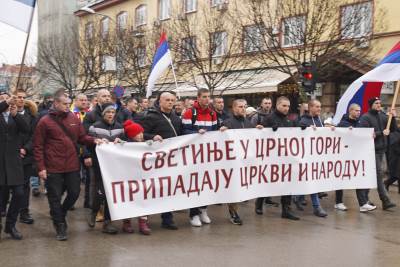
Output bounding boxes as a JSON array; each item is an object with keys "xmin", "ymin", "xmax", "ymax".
[
  {"xmin": 146, "ymin": 32, "xmax": 173, "ymax": 98},
  {"xmin": 333, "ymin": 42, "xmax": 400, "ymax": 125},
  {"xmin": 0, "ymin": 0, "xmax": 36, "ymax": 32}
]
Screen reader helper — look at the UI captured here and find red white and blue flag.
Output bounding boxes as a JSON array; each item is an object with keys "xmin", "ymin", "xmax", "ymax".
[
  {"xmin": 146, "ymin": 32, "xmax": 173, "ymax": 98},
  {"xmin": 0, "ymin": 0, "xmax": 36, "ymax": 32},
  {"xmin": 333, "ymin": 41, "xmax": 400, "ymax": 125}
]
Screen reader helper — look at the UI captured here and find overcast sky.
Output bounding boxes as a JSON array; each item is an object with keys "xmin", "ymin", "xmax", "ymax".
[{"xmin": 0, "ymin": 7, "xmax": 38, "ymax": 65}]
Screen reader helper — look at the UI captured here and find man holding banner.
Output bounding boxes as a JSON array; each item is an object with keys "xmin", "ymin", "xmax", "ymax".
[
  {"xmin": 359, "ymin": 97, "xmax": 397, "ymax": 210},
  {"xmin": 182, "ymin": 88, "xmax": 217, "ymax": 227},
  {"xmin": 141, "ymin": 91, "xmax": 181, "ymax": 230}
]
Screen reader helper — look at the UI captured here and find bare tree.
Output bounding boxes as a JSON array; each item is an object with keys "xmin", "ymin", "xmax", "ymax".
[
  {"xmin": 37, "ymin": 26, "xmax": 79, "ymax": 97},
  {"xmin": 165, "ymin": 2, "xmax": 261, "ymax": 96},
  {"xmin": 232, "ymin": 0, "xmax": 385, "ymax": 90}
]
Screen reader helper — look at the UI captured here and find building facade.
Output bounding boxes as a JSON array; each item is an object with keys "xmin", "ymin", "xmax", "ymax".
[{"xmin": 74, "ymin": 0, "xmax": 400, "ymax": 112}]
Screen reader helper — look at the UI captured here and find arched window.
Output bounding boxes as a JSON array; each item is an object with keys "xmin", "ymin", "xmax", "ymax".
[{"xmin": 135, "ymin": 5, "xmax": 147, "ymax": 26}]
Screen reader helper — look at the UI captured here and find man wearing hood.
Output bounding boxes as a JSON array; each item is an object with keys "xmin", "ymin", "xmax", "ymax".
[
  {"xmin": 359, "ymin": 97, "xmax": 397, "ymax": 211},
  {"xmin": 141, "ymin": 91, "xmax": 182, "ymax": 230},
  {"xmin": 34, "ymin": 90, "xmax": 104, "ymax": 241},
  {"xmin": 182, "ymin": 88, "xmax": 217, "ymax": 227},
  {"xmin": 15, "ymin": 89, "xmax": 38, "ymax": 225}
]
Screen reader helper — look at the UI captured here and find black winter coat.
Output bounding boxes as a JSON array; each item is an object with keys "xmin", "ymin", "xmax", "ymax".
[
  {"xmin": 337, "ymin": 114, "xmax": 359, "ymax": 128},
  {"xmin": 83, "ymin": 104, "xmax": 130, "ymax": 131},
  {"xmin": 222, "ymin": 115, "xmax": 253, "ymax": 129},
  {"xmin": 0, "ymin": 102, "xmax": 30, "ymax": 186},
  {"xmin": 262, "ymin": 110, "xmax": 299, "ymax": 129},
  {"xmin": 141, "ymin": 107, "xmax": 182, "ymax": 140},
  {"xmin": 18, "ymin": 107, "xmax": 37, "ymax": 166},
  {"xmin": 359, "ymin": 109, "xmax": 397, "ymax": 154}
]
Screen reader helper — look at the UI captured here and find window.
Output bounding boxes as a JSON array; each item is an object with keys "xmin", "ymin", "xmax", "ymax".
[
  {"xmin": 84, "ymin": 57, "xmax": 93, "ymax": 75},
  {"xmin": 181, "ymin": 37, "xmax": 196, "ymax": 60},
  {"xmin": 85, "ymin": 22, "xmax": 93, "ymax": 40},
  {"xmin": 135, "ymin": 5, "xmax": 147, "ymax": 26},
  {"xmin": 101, "ymin": 17, "xmax": 109, "ymax": 38},
  {"xmin": 341, "ymin": 1, "xmax": 372, "ymax": 39},
  {"xmin": 212, "ymin": 31, "xmax": 227, "ymax": 57},
  {"xmin": 211, "ymin": 0, "xmax": 227, "ymax": 7},
  {"xmin": 244, "ymin": 25, "xmax": 264, "ymax": 53},
  {"xmin": 136, "ymin": 47, "xmax": 146, "ymax": 67},
  {"xmin": 100, "ymin": 55, "xmax": 106, "ymax": 71},
  {"xmin": 117, "ymin": 11, "xmax": 128, "ymax": 31},
  {"xmin": 184, "ymin": 0, "xmax": 197, "ymax": 13},
  {"xmin": 159, "ymin": 0, "xmax": 170, "ymax": 20},
  {"xmin": 282, "ymin": 16, "xmax": 305, "ymax": 47}
]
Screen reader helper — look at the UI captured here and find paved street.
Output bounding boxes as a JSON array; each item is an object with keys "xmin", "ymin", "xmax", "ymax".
[{"xmin": 1, "ymin": 187, "xmax": 400, "ymax": 267}]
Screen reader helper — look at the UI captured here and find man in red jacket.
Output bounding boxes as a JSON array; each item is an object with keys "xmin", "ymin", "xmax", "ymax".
[{"xmin": 34, "ymin": 90, "xmax": 104, "ymax": 241}]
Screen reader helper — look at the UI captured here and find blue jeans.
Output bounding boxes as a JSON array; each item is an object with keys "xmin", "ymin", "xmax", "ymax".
[
  {"xmin": 294, "ymin": 194, "xmax": 320, "ymax": 208},
  {"xmin": 30, "ymin": 176, "xmax": 40, "ymax": 189}
]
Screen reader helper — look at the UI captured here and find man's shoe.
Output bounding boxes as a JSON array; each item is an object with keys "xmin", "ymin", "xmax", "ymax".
[
  {"xmin": 229, "ymin": 211, "xmax": 243, "ymax": 225},
  {"xmin": 360, "ymin": 203, "xmax": 377, "ymax": 212},
  {"xmin": 255, "ymin": 198, "xmax": 263, "ymax": 215},
  {"xmin": 122, "ymin": 219, "xmax": 134, "ymax": 234},
  {"xmin": 265, "ymin": 197, "xmax": 279, "ymax": 207},
  {"xmin": 54, "ymin": 223, "xmax": 67, "ymax": 241},
  {"xmin": 87, "ymin": 211, "xmax": 96, "ymax": 228},
  {"xmin": 20, "ymin": 212, "xmax": 34, "ymax": 224},
  {"xmin": 334, "ymin": 203, "xmax": 348, "ymax": 211},
  {"xmin": 282, "ymin": 206, "xmax": 300, "ymax": 221},
  {"xmin": 139, "ymin": 218, "xmax": 152, "ymax": 235},
  {"xmin": 313, "ymin": 206, "xmax": 328, "ymax": 217},
  {"xmin": 161, "ymin": 222, "xmax": 178, "ymax": 230},
  {"xmin": 32, "ymin": 188, "xmax": 40, "ymax": 197},
  {"xmin": 199, "ymin": 209, "xmax": 211, "ymax": 224},
  {"xmin": 102, "ymin": 221, "xmax": 118, "ymax": 234},
  {"xmin": 383, "ymin": 201, "xmax": 396, "ymax": 210},
  {"xmin": 190, "ymin": 215, "xmax": 202, "ymax": 227},
  {"xmin": 4, "ymin": 225, "xmax": 23, "ymax": 240}
]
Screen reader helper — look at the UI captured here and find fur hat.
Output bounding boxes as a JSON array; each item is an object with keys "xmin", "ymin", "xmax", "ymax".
[{"xmin": 124, "ymin": 120, "xmax": 144, "ymax": 139}]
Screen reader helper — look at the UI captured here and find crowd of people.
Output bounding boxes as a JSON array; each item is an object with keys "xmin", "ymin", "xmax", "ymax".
[{"xmin": 0, "ymin": 87, "xmax": 399, "ymax": 241}]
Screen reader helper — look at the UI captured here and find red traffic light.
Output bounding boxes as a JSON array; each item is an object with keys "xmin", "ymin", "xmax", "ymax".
[{"xmin": 303, "ymin": 72, "xmax": 313, "ymax": 80}]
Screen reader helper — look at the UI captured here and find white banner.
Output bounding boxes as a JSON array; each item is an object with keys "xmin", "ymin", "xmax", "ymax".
[{"xmin": 96, "ymin": 128, "xmax": 377, "ymax": 221}]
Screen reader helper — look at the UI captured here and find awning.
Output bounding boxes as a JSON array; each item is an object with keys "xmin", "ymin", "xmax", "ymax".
[{"xmin": 154, "ymin": 68, "xmax": 293, "ymax": 97}]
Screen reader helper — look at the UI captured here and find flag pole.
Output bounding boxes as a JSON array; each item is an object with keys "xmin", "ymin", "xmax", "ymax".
[
  {"xmin": 170, "ymin": 61, "xmax": 181, "ymax": 99},
  {"xmin": 15, "ymin": 1, "xmax": 36, "ymax": 92},
  {"xmin": 386, "ymin": 80, "xmax": 400, "ymax": 131}
]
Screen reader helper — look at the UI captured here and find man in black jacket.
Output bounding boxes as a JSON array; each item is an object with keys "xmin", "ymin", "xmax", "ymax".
[
  {"xmin": 337, "ymin": 104, "xmax": 376, "ymax": 212},
  {"xmin": 256, "ymin": 96, "xmax": 300, "ymax": 220},
  {"xmin": 214, "ymin": 96, "xmax": 230, "ymax": 129},
  {"xmin": 359, "ymin": 97, "xmax": 396, "ymax": 210},
  {"xmin": 220, "ymin": 99, "xmax": 262, "ymax": 225},
  {"xmin": 15, "ymin": 90, "xmax": 37, "ymax": 224},
  {"xmin": 141, "ymin": 91, "xmax": 181, "ymax": 230},
  {"xmin": 0, "ymin": 94, "xmax": 30, "ymax": 240}
]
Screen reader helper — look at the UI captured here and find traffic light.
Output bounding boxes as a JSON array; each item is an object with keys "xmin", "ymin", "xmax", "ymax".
[{"xmin": 300, "ymin": 62, "xmax": 316, "ymax": 93}]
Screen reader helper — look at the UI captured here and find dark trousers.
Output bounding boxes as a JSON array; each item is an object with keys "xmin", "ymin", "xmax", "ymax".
[
  {"xmin": 356, "ymin": 189, "xmax": 369, "ymax": 206},
  {"xmin": 0, "ymin": 187, "xmax": 10, "ymax": 214},
  {"xmin": 91, "ymin": 172, "xmax": 111, "ymax": 221},
  {"xmin": 281, "ymin": 195, "xmax": 291, "ymax": 206},
  {"xmin": 80, "ymin": 157, "xmax": 90, "ymax": 207},
  {"xmin": 335, "ymin": 190, "xmax": 343, "ymax": 204},
  {"xmin": 0, "ymin": 185, "xmax": 24, "ymax": 227},
  {"xmin": 189, "ymin": 206, "xmax": 207, "ymax": 218},
  {"xmin": 21, "ymin": 164, "xmax": 33, "ymax": 213},
  {"xmin": 46, "ymin": 172, "xmax": 80, "ymax": 225}
]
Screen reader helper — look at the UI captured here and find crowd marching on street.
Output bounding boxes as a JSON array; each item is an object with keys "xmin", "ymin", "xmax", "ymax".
[{"xmin": 0, "ymin": 87, "xmax": 399, "ymax": 242}]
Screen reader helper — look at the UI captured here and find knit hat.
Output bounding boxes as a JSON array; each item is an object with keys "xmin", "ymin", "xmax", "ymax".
[
  {"xmin": 101, "ymin": 103, "xmax": 116, "ymax": 116},
  {"xmin": 368, "ymin": 97, "xmax": 380, "ymax": 108},
  {"xmin": 124, "ymin": 120, "xmax": 144, "ymax": 139}
]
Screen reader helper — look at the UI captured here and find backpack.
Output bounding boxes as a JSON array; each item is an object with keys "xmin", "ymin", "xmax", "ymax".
[{"xmin": 191, "ymin": 107, "xmax": 214, "ymax": 125}]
